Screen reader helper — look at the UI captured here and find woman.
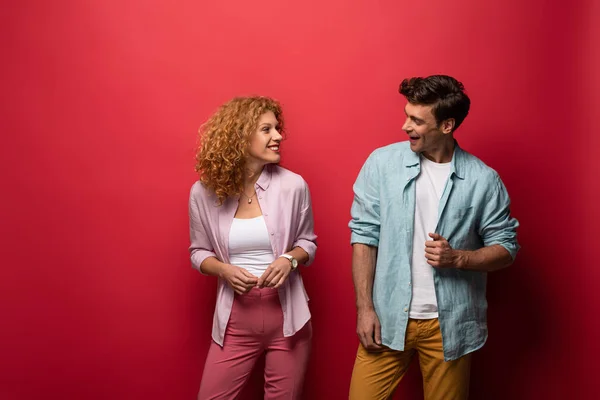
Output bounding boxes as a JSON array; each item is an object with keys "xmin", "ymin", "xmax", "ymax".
[{"xmin": 188, "ymin": 96, "xmax": 317, "ymax": 399}]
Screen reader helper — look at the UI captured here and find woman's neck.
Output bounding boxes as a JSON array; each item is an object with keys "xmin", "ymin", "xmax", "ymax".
[{"xmin": 243, "ymin": 164, "xmax": 265, "ymax": 191}]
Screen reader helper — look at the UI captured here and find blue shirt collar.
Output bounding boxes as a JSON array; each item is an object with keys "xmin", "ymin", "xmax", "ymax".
[{"xmin": 404, "ymin": 140, "xmax": 466, "ymax": 180}]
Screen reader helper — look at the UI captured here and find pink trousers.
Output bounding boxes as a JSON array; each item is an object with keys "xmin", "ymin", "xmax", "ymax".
[{"xmin": 198, "ymin": 287, "xmax": 312, "ymax": 400}]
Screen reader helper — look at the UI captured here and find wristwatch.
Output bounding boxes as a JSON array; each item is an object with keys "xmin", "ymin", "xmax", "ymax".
[{"xmin": 280, "ymin": 254, "xmax": 298, "ymax": 270}]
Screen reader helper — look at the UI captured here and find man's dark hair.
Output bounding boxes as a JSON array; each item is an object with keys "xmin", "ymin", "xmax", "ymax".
[{"xmin": 399, "ymin": 75, "xmax": 471, "ymax": 132}]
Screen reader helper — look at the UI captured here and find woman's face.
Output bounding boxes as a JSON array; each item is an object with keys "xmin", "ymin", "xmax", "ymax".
[{"xmin": 246, "ymin": 111, "xmax": 283, "ymax": 169}]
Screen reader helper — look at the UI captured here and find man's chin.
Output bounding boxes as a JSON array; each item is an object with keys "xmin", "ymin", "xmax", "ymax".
[{"xmin": 408, "ymin": 143, "xmax": 421, "ymax": 153}]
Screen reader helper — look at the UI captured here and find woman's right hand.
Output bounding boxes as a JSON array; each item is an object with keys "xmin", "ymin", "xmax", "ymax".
[{"xmin": 220, "ymin": 264, "xmax": 258, "ymax": 295}]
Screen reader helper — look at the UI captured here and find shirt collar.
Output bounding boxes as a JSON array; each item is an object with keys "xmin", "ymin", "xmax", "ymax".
[
  {"xmin": 255, "ymin": 164, "xmax": 273, "ymax": 191},
  {"xmin": 450, "ymin": 141, "xmax": 466, "ymax": 180},
  {"xmin": 404, "ymin": 140, "xmax": 466, "ymax": 180}
]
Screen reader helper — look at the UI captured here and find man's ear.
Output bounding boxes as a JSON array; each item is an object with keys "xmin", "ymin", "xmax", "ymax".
[{"xmin": 441, "ymin": 118, "xmax": 455, "ymax": 134}]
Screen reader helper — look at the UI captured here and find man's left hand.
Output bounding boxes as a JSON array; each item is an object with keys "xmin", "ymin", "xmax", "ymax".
[{"xmin": 425, "ymin": 233, "xmax": 466, "ymax": 269}]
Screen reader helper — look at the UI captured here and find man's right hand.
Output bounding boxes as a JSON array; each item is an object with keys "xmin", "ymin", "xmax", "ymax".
[
  {"xmin": 220, "ymin": 264, "xmax": 258, "ymax": 295},
  {"xmin": 356, "ymin": 307, "xmax": 384, "ymax": 351}
]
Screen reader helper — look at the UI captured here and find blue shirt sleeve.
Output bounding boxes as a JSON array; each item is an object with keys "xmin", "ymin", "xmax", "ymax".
[
  {"xmin": 479, "ymin": 174, "xmax": 520, "ymax": 260},
  {"xmin": 349, "ymin": 152, "xmax": 381, "ymax": 247}
]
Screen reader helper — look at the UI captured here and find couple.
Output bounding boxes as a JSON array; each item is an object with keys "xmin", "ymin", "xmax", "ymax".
[{"xmin": 188, "ymin": 75, "xmax": 520, "ymax": 400}]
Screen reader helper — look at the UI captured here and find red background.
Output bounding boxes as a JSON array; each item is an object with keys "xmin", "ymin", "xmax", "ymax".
[{"xmin": 1, "ymin": 0, "xmax": 598, "ymax": 399}]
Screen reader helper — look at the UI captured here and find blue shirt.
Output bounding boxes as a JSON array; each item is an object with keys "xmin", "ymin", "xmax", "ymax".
[{"xmin": 349, "ymin": 141, "xmax": 520, "ymax": 361}]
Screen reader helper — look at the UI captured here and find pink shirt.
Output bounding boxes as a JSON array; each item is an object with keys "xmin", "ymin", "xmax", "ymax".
[{"xmin": 188, "ymin": 164, "xmax": 317, "ymax": 346}]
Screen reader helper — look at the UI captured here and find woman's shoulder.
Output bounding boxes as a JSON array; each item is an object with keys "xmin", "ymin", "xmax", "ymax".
[
  {"xmin": 189, "ymin": 180, "xmax": 218, "ymax": 202},
  {"xmin": 190, "ymin": 180, "xmax": 205, "ymax": 196},
  {"xmin": 271, "ymin": 165, "xmax": 308, "ymax": 189}
]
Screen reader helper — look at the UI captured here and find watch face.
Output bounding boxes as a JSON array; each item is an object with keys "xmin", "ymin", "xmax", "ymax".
[{"xmin": 282, "ymin": 254, "xmax": 298, "ymax": 269}]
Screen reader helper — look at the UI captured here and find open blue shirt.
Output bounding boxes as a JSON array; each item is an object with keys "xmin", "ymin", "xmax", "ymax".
[{"xmin": 349, "ymin": 141, "xmax": 520, "ymax": 361}]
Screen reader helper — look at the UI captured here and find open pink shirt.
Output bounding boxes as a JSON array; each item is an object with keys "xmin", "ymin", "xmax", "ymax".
[{"xmin": 188, "ymin": 164, "xmax": 317, "ymax": 346}]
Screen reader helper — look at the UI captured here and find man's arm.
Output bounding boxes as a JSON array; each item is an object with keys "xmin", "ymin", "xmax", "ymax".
[
  {"xmin": 455, "ymin": 243, "xmax": 513, "ymax": 272},
  {"xmin": 425, "ymin": 233, "xmax": 513, "ymax": 272},
  {"xmin": 352, "ymin": 243, "xmax": 383, "ymax": 350},
  {"xmin": 425, "ymin": 173, "xmax": 519, "ymax": 272},
  {"xmin": 349, "ymin": 152, "xmax": 385, "ymax": 351}
]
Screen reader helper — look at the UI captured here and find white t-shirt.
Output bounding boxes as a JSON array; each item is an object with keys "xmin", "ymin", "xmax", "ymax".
[
  {"xmin": 228, "ymin": 216, "xmax": 275, "ymax": 277},
  {"xmin": 409, "ymin": 155, "xmax": 451, "ymax": 319}
]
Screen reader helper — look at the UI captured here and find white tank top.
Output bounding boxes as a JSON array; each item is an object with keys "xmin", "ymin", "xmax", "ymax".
[{"xmin": 228, "ymin": 216, "xmax": 275, "ymax": 277}]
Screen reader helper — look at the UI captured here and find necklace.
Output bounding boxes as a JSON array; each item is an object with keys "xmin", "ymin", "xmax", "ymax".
[{"xmin": 240, "ymin": 191, "xmax": 257, "ymax": 204}]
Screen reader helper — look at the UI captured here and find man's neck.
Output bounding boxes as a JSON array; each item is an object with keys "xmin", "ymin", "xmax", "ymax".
[{"xmin": 422, "ymin": 138, "xmax": 455, "ymax": 163}]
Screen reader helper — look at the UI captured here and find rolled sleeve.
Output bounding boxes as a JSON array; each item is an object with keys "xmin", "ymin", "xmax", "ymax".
[
  {"xmin": 293, "ymin": 180, "xmax": 317, "ymax": 266},
  {"xmin": 188, "ymin": 185, "xmax": 217, "ymax": 274},
  {"xmin": 349, "ymin": 153, "xmax": 381, "ymax": 247},
  {"xmin": 479, "ymin": 175, "xmax": 520, "ymax": 260}
]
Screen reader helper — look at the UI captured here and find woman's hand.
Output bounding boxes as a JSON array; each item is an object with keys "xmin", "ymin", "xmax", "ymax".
[
  {"xmin": 258, "ymin": 257, "xmax": 293, "ymax": 289},
  {"xmin": 220, "ymin": 264, "xmax": 258, "ymax": 295}
]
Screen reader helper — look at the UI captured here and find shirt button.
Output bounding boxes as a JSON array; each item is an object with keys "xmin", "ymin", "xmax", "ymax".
[
  {"xmin": 403, "ymin": 307, "xmax": 408, "ymax": 312},
  {"xmin": 408, "ymin": 282, "xmax": 412, "ymax": 286},
  {"xmin": 259, "ymin": 196, "xmax": 262, "ymax": 199},
  {"xmin": 264, "ymin": 213, "xmax": 268, "ymax": 217},
  {"xmin": 271, "ymin": 233, "xmax": 274, "ymax": 236}
]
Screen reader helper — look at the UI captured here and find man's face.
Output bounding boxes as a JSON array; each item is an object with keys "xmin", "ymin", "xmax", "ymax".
[{"xmin": 401, "ymin": 103, "xmax": 451, "ymax": 157}]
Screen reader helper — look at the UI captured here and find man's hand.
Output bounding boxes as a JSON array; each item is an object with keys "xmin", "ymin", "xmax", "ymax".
[
  {"xmin": 356, "ymin": 307, "xmax": 385, "ymax": 352},
  {"xmin": 425, "ymin": 233, "xmax": 466, "ymax": 268},
  {"xmin": 220, "ymin": 264, "xmax": 258, "ymax": 295},
  {"xmin": 257, "ymin": 257, "xmax": 293, "ymax": 289}
]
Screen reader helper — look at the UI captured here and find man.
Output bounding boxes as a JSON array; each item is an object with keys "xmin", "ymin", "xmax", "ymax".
[{"xmin": 348, "ymin": 75, "xmax": 519, "ymax": 400}]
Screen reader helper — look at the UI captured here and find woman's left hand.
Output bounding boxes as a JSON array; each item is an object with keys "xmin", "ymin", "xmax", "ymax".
[{"xmin": 257, "ymin": 257, "xmax": 293, "ymax": 289}]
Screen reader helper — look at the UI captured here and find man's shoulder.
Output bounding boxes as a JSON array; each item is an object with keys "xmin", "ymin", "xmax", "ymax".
[
  {"xmin": 458, "ymin": 148, "xmax": 500, "ymax": 180},
  {"xmin": 372, "ymin": 141, "xmax": 411, "ymax": 156},
  {"xmin": 366, "ymin": 141, "xmax": 413, "ymax": 164}
]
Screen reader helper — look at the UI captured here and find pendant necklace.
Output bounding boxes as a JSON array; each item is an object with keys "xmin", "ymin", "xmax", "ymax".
[{"xmin": 241, "ymin": 191, "xmax": 257, "ymax": 204}]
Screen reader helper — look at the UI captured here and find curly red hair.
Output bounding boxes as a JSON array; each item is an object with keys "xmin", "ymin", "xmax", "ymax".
[{"xmin": 195, "ymin": 96, "xmax": 285, "ymax": 204}]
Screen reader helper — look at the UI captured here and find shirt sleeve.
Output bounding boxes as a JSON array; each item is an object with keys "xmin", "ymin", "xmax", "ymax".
[
  {"xmin": 292, "ymin": 179, "xmax": 318, "ymax": 266},
  {"xmin": 349, "ymin": 152, "xmax": 381, "ymax": 247},
  {"xmin": 188, "ymin": 183, "xmax": 218, "ymax": 274},
  {"xmin": 479, "ymin": 174, "xmax": 520, "ymax": 260}
]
